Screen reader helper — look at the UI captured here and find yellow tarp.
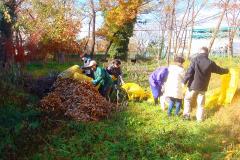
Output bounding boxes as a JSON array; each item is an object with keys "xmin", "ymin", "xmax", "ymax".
[
  {"xmin": 58, "ymin": 65, "xmax": 92, "ymax": 82},
  {"xmin": 122, "ymin": 83, "xmax": 149, "ymax": 101},
  {"xmin": 206, "ymin": 68, "xmax": 239, "ymax": 108},
  {"xmin": 58, "ymin": 65, "xmax": 83, "ymax": 79},
  {"xmin": 73, "ymin": 73, "xmax": 92, "ymax": 82},
  {"xmin": 58, "ymin": 65, "xmax": 99, "ymax": 89}
]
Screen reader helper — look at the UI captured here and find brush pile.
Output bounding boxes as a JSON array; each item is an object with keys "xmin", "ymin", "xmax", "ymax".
[{"xmin": 40, "ymin": 78, "xmax": 115, "ymax": 121}]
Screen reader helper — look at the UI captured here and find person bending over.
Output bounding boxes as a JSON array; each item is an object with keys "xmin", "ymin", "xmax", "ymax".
[
  {"xmin": 149, "ymin": 66, "xmax": 168, "ymax": 105},
  {"xmin": 87, "ymin": 60, "xmax": 113, "ymax": 98},
  {"xmin": 106, "ymin": 59, "xmax": 124, "ymax": 85}
]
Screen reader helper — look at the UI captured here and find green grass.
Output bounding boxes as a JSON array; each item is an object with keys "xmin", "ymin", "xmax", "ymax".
[
  {"xmin": 25, "ymin": 61, "xmax": 83, "ymax": 77},
  {"xmin": 1, "ymin": 57, "xmax": 239, "ymax": 159},
  {"xmin": 29, "ymin": 102, "xmax": 234, "ymax": 160},
  {"xmin": 0, "ymin": 97, "xmax": 41, "ymax": 159}
]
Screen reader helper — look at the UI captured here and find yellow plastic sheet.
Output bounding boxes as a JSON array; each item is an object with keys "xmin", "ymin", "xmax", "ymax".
[
  {"xmin": 58, "ymin": 65, "xmax": 99, "ymax": 89},
  {"xmin": 58, "ymin": 65, "xmax": 83, "ymax": 79},
  {"xmin": 205, "ymin": 88, "xmax": 221, "ymax": 108},
  {"xmin": 225, "ymin": 68, "xmax": 239, "ymax": 104},
  {"xmin": 73, "ymin": 73, "xmax": 92, "ymax": 82},
  {"xmin": 206, "ymin": 68, "xmax": 239, "ymax": 108},
  {"xmin": 122, "ymin": 83, "xmax": 148, "ymax": 101}
]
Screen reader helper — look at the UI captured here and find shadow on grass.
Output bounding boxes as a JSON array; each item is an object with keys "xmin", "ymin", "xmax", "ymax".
[
  {"xmin": 0, "ymin": 104, "xmax": 43, "ymax": 160},
  {"xmin": 16, "ymin": 102, "xmax": 236, "ymax": 160}
]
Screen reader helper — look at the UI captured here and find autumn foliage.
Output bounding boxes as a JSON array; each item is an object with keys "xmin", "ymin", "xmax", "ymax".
[
  {"xmin": 98, "ymin": 0, "xmax": 143, "ymax": 59},
  {"xmin": 99, "ymin": 0, "xmax": 142, "ymax": 37},
  {"xmin": 18, "ymin": 0, "xmax": 83, "ymax": 60},
  {"xmin": 0, "ymin": 0, "xmax": 84, "ymax": 65}
]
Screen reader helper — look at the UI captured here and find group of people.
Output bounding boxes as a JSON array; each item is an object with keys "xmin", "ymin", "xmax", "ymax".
[
  {"xmin": 81, "ymin": 55, "xmax": 124, "ymax": 99},
  {"xmin": 81, "ymin": 46, "xmax": 229, "ymax": 122},
  {"xmin": 149, "ymin": 47, "xmax": 229, "ymax": 121}
]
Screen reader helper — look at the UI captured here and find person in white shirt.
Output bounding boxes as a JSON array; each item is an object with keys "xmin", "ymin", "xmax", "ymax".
[{"xmin": 164, "ymin": 56, "xmax": 185, "ymax": 116}]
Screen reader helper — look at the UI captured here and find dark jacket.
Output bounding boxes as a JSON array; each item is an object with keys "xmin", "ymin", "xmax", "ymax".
[
  {"xmin": 183, "ymin": 54, "xmax": 229, "ymax": 91},
  {"xmin": 106, "ymin": 64, "xmax": 122, "ymax": 78}
]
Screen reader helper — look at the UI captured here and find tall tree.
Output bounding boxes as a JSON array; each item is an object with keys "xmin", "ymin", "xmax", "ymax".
[
  {"xmin": 99, "ymin": 0, "xmax": 143, "ymax": 60},
  {"xmin": 187, "ymin": 0, "xmax": 208, "ymax": 58},
  {"xmin": 225, "ymin": 0, "xmax": 240, "ymax": 57},
  {"xmin": 173, "ymin": 0, "xmax": 191, "ymax": 55},
  {"xmin": 187, "ymin": 0, "xmax": 195, "ymax": 59},
  {"xmin": 89, "ymin": 0, "xmax": 96, "ymax": 57},
  {"xmin": 165, "ymin": 0, "xmax": 176, "ymax": 65},
  {"xmin": 0, "ymin": 0, "xmax": 23, "ymax": 69},
  {"xmin": 208, "ymin": 0, "xmax": 230, "ymax": 54}
]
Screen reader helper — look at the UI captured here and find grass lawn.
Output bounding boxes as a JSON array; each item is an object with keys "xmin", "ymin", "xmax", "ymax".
[
  {"xmin": 30, "ymin": 102, "xmax": 238, "ymax": 160},
  {"xmin": 1, "ymin": 57, "xmax": 240, "ymax": 159}
]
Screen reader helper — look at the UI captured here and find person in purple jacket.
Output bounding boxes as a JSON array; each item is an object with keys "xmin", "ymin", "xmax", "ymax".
[{"xmin": 149, "ymin": 67, "xmax": 168, "ymax": 105}]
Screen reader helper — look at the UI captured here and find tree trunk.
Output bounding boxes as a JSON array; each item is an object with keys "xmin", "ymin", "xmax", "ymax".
[
  {"xmin": 180, "ymin": 29, "xmax": 188, "ymax": 57},
  {"xmin": 174, "ymin": 0, "xmax": 191, "ymax": 54},
  {"xmin": 167, "ymin": 26, "xmax": 172, "ymax": 65},
  {"xmin": 83, "ymin": 18, "xmax": 92, "ymax": 52},
  {"xmin": 187, "ymin": 29, "xmax": 193, "ymax": 59},
  {"xmin": 187, "ymin": 0, "xmax": 195, "ymax": 59},
  {"xmin": 228, "ymin": 34, "xmax": 233, "ymax": 57},
  {"xmin": 158, "ymin": 35, "xmax": 165, "ymax": 60},
  {"xmin": 0, "ymin": 37, "xmax": 6, "ymax": 68},
  {"xmin": 208, "ymin": 0, "xmax": 230, "ymax": 54},
  {"xmin": 104, "ymin": 40, "xmax": 113, "ymax": 59},
  {"xmin": 0, "ymin": 1, "xmax": 20, "ymax": 71},
  {"xmin": 59, "ymin": 52, "xmax": 65, "ymax": 64},
  {"xmin": 90, "ymin": 0, "xmax": 96, "ymax": 58},
  {"xmin": 167, "ymin": 1, "xmax": 175, "ymax": 66}
]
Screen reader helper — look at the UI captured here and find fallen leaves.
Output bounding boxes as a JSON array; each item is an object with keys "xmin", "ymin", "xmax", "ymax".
[{"xmin": 40, "ymin": 78, "xmax": 115, "ymax": 121}]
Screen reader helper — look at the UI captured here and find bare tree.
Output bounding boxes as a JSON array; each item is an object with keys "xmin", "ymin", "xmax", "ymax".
[
  {"xmin": 208, "ymin": 0, "xmax": 230, "ymax": 54},
  {"xmin": 173, "ymin": 0, "xmax": 191, "ymax": 54},
  {"xmin": 147, "ymin": 2, "xmax": 167, "ymax": 61},
  {"xmin": 186, "ymin": 0, "xmax": 208, "ymax": 58},
  {"xmin": 89, "ymin": 0, "xmax": 96, "ymax": 57},
  {"xmin": 225, "ymin": 0, "xmax": 240, "ymax": 57},
  {"xmin": 166, "ymin": 0, "xmax": 176, "ymax": 65},
  {"xmin": 164, "ymin": 0, "xmax": 206, "ymax": 61},
  {"xmin": 187, "ymin": 0, "xmax": 195, "ymax": 59}
]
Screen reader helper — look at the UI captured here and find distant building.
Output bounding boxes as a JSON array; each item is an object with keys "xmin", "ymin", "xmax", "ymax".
[{"xmin": 190, "ymin": 27, "xmax": 240, "ymax": 56}]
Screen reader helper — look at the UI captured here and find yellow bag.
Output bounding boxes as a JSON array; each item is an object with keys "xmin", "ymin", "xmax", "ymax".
[
  {"xmin": 58, "ymin": 65, "xmax": 83, "ymax": 79},
  {"xmin": 205, "ymin": 68, "xmax": 239, "ymax": 108},
  {"xmin": 73, "ymin": 72, "xmax": 92, "ymax": 82},
  {"xmin": 205, "ymin": 88, "xmax": 221, "ymax": 109},
  {"xmin": 122, "ymin": 83, "xmax": 147, "ymax": 101},
  {"xmin": 224, "ymin": 68, "xmax": 239, "ymax": 104},
  {"xmin": 58, "ymin": 65, "xmax": 100, "ymax": 89}
]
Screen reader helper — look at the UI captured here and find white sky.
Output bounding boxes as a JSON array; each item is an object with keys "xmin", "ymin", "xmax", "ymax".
[{"xmin": 78, "ymin": 0, "xmax": 229, "ymax": 39}]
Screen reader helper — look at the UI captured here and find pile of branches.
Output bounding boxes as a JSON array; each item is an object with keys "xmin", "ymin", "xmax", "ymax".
[{"xmin": 40, "ymin": 78, "xmax": 115, "ymax": 121}]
